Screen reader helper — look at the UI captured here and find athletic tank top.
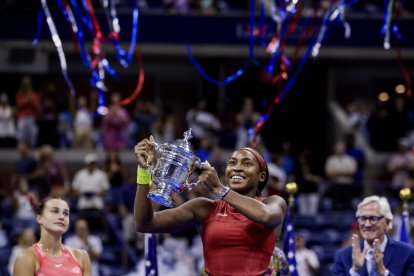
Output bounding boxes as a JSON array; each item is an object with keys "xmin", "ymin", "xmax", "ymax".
[
  {"xmin": 202, "ymin": 198, "xmax": 277, "ymax": 276},
  {"xmin": 33, "ymin": 243, "xmax": 83, "ymax": 276}
]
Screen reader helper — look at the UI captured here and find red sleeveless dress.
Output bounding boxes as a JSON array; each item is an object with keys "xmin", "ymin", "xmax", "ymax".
[
  {"xmin": 33, "ymin": 243, "xmax": 83, "ymax": 276},
  {"xmin": 202, "ymin": 198, "xmax": 277, "ymax": 275}
]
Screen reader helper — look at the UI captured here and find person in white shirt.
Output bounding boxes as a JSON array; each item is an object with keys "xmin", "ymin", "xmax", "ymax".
[
  {"xmin": 295, "ymin": 234, "xmax": 320, "ymax": 276},
  {"xmin": 65, "ymin": 219, "xmax": 103, "ymax": 276},
  {"xmin": 0, "ymin": 92, "xmax": 16, "ymax": 148},
  {"xmin": 72, "ymin": 153, "xmax": 110, "ymax": 211}
]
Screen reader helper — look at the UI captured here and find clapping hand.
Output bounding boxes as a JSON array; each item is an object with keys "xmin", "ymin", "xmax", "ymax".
[{"xmin": 351, "ymin": 234, "xmax": 368, "ymax": 272}]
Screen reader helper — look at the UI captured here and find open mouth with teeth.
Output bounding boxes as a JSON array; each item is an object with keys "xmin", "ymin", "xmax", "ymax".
[{"xmin": 230, "ymin": 175, "xmax": 245, "ymax": 182}]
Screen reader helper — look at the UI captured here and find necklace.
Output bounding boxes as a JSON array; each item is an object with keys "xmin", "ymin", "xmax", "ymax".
[{"xmin": 38, "ymin": 242, "xmax": 62, "ymax": 257}]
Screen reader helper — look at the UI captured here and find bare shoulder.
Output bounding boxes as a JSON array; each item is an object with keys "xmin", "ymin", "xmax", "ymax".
[
  {"xmin": 263, "ymin": 195, "xmax": 287, "ymax": 210},
  {"xmin": 13, "ymin": 247, "xmax": 37, "ymax": 275},
  {"xmin": 68, "ymin": 247, "xmax": 89, "ymax": 265}
]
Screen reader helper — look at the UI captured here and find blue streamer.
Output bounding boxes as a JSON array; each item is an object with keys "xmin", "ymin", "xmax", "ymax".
[
  {"xmin": 72, "ymin": 0, "xmax": 93, "ymax": 33},
  {"xmin": 265, "ymin": 52, "xmax": 281, "ymax": 74},
  {"xmin": 186, "ymin": 0, "xmax": 257, "ymax": 86},
  {"xmin": 56, "ymin": 0, "xmax": 92, "ymax": 68},
  {"xmin": 279, "ymin": 38, "xmax": 315, "ymax": 102},
  {"xmin": 186, "ymin": 45, "xmax": 251, "ymax": 86},
  {"xmin": 101, "ymin": 58, "xmax": 119, "ymax": 79},
  {"xmin": 32, "ymin": 9, "xmax": 44, "ymax": 45},
  {"xmin": 103, "ymin": 0, "xmax": 139, "ymax": 67}
]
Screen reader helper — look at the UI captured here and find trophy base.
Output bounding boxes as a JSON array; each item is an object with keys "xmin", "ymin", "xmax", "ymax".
[{"xmin": 147, "ymin": 192, "xmax": 175, "ymax": 208}]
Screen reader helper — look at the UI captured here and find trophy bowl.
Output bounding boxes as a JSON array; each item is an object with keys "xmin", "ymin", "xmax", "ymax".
[{"xmin": 147, "ymin": 129, "xmax": 201, "ymax": 207}]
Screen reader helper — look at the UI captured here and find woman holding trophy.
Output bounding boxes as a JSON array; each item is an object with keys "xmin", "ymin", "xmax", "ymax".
[{"xmin": 134, "ymin": 134, "xmax": 287, "ymax": 275}]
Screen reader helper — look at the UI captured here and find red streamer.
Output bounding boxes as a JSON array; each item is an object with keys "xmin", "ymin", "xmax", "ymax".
[{"xmin": 120, "ymin": 49, "xmax": 145, "ymax": 106}]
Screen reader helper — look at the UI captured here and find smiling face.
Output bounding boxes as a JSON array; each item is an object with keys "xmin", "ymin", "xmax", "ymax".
[
  {"xmin": 37, "ymin": 198, "xmax": 70, "ymax": 235},
  {"xmin": 225, "ymin": 149, "xmax": 266, "ymax": 196},
  {"xmin": 357, "ymin": 201, "xmax": 389, "ymax": 244}
]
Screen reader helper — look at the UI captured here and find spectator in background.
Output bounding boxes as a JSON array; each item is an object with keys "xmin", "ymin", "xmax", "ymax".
[
  {"xmin": 324, "ymin": 141, "xmax": 357, "ymax": 210},
  {"xmin": 11, "ymin": 177, "xmax": 38, "ymax": 231},
  {"xmin": 131, "ymin": 99, "xmax": 157, "ymax": 143},
  {"xmin": 346, "ymin": 98, "xmax": 369, "ymax": 139},
  {"xmin": 73, "ymin": 95, "xmax": 94, "ymax": 149},
  {"xmin": 0, "ymin": 92, "xmax": 16, "ymax": 148},
  {"xmin": 235, "ymin": 97, "xmax": 260, "ymax": 149},
  {"xmin": 344, "ymin": 133, "xmax": 366, "ymax": 187},
  {"xmin": 119, "ymin": 175, "xmax": 145, "ymax": 257},
  {"xmin": 15, "ymin": 75, "xmax": 40, "ymax": 148},
  {"xmin": 388, "ymin": 96, "xmax": 411, "ymax": 150},
  {"xmin": 65, "ymin": 218, "xmax": 103, "ymax": 276},
  {"xmin": 280, "ymin": 142, "xmax": 295, "ymax": 179},
  {"xmin": 186, "ymin": 99, "xmax": 221, "ymax": 149},
  {"xmin": 266, "ymin": 155, "xmax": 287, "ymax": 198},
  {"xmin": 333, "ymin": 195, "xmax": 414, "ymax": 275},
  {"xmin": 33, "ymin": 144, "xmax": 69, "ymax": 200},
  {"xmin": 14, "ymin": 141, "xmax": 38, "ymax": 190},
  {"xmin": 386, "ymin": 137, "xmax": 414, "ymax": 200},
  {"xmin": 56, "ymin": 95, "xmax": 73, "ymax": 149},
  {"xmin": 104, "ymin": 151, "xmax": 125, "ymax": 212},
  {"xmin": 36, "ymin": 97, "xmax": 60, "ymax": 148},
  {"xmin": 295, "ymin": 150, "xmax": 322, "ymax": 216},
  {"xmin": 151, "ymin": 104, "xmax": 180, "ymax": 144},
  {"xmin": 72, "ymin": 153, "xmax": 109, "ymax": 233},
  {"xmin": 295, "ymin": 234, "xmax": 320, "ymax": 276},
  {"xmin": 7, "ymin": 227, "xmax": 36, "ymax": 276},
  {"xmin": 218, "ymin": 100, "xmax": 237, "ymax": 150},
  {"xmin": 196, "ymin": 137, "xmax": 216, "ymax": 162},
  {"xmin": 102, "ymin": 92, "xmax": 130, "ymax": 150}
]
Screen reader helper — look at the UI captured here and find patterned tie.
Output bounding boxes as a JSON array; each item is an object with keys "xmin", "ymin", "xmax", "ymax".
[{"xmin": 368, "ymin": 250, "xmax": 378, "ymax": 276}]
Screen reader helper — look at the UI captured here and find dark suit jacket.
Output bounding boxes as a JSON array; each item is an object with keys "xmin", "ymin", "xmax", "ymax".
[{"xmin": 333, "ymin": 238, "xmax": 414, "ymax": 276}]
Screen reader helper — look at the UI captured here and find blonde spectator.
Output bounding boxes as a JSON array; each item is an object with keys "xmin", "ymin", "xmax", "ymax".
[
  {"xmin": 0, "ymin": 92, "xmax": 16, "ymax": 148},
  {"xmin": 73, "ymin": 95, "xmax": 94, "ymax": 149},
  {"xmin": 8, "ymin": 228, "xmax": 36, "ymax": 275}
]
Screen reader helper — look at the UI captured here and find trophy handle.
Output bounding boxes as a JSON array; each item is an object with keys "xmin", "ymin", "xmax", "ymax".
[
  {"xmin": 186, "ymin": 180, "xmax": 201, "ymax": 191},
  {"xmin": 186, "ymin": 159, "xmax": 205, "ymax": 191},
  {"xmin": 144, "ymin": 142, "xmax": 165, "ymax": 175}
]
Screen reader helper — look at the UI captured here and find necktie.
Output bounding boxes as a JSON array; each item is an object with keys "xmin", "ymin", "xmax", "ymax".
[{"xmin": 368, "ymin": 250, "xmax": 378, "ymax": 276}]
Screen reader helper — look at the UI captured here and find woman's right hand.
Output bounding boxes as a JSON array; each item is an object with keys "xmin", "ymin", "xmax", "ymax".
[{"xmin": 134, "ymin": 136, "xmax": 156, "ymax": 167}]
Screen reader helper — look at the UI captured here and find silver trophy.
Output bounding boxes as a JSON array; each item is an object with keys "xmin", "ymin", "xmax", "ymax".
[{"xmin": 147, "ymin": 129, "xmax": 202, "ymax": 207}]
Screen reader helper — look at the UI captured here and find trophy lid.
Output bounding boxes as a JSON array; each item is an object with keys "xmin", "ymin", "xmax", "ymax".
[{"xmin": 171, "ymin": 128, "xmax": 196, "ymax": 153}]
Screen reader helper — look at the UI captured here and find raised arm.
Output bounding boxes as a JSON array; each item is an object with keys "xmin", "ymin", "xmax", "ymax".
[{"xmin": 133, "ymin": 136, "xmax": 212, "ymax": 233}]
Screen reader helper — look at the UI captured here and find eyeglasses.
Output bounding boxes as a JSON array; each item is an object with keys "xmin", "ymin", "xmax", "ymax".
[{"xmin": 356, "ymin": 216, "xmax": 384, "ymax": 225}]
